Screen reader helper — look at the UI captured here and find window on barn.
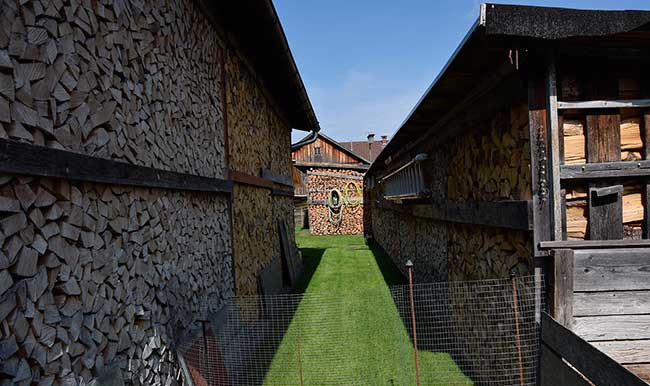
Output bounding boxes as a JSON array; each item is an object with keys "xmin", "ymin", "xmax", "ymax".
[
  {"xmin": 380, "ymin": 153, "xmax": 428, "ymax": 201},
  {"xmin": 313, "ymin": 145, "xmax": 322, "ymax": 162}
]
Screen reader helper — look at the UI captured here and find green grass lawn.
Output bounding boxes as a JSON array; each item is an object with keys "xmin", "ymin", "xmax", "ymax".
[{"xmin": 263, "ymin": 229, "xmax": 473, "ymax": 386}]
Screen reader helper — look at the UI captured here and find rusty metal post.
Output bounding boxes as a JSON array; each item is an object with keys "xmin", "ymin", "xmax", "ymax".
[
  {"xmin": 297, "ymin": 334, "xmax": 304, "ymax": 386},
  {"xmin": 406, "ymin": 260, "xmax": 420, "ymax": 386},
  {"xmin": 511, "ymin": 272, "xmax": 525, "ymax": 386}
]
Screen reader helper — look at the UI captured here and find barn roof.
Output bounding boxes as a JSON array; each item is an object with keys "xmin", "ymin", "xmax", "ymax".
[
  {"xmin": 196, "ymin": 0, "xmax": 319, "ymax": 133},
  {"xmin": 368, "ymin": 3, "xmax": 650, "ymax": 175},
  {"xmin": 293, "ymin": 132, "xmax": 371, "ymax": 165}
]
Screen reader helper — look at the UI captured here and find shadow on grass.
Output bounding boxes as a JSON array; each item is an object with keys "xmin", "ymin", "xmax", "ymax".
[
  {"xmin": 367, "ymin": 240, "xmax": 407, "ymax": 286},
  {"xmin": 290, "ymin": 247, "xmax": 325, "ymax": 294}
]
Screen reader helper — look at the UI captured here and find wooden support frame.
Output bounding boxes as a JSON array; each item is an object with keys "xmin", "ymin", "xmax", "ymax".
[
  {"xmin": 549, "ymin": 249, "xmax": 574, "ymax": 328},
  {"xmin": 546, "ymin": 51, "xmax": 563, "ymax": 241},
  {"xmin": 541, "ymin": 312, "xmax": 648, "ymax": 386},
  {"xmin": 557, "ymin": 99, "xmax": 650, "ymax": 110},
  {"xmin": 407, "ymin": 200, "xmax": 532, "ymax": 230},
  {"xmin": 561, "ymin": 160, "xmax": 650, "ymax": 179},
  {"xmin": 539, "ymin": 239, "xmax": 650, "ymax": 250},
  {"xmin": 0, "ymin": 139, "xmax": 233, "ymax": 194}
]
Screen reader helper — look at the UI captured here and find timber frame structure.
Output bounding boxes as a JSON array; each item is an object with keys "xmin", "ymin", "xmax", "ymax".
[{"xmin": 365, "ymin": 4, "xmax": 650, "ymax": 383}]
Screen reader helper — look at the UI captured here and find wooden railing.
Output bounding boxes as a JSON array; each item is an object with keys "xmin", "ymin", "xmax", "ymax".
[{"xmin": 540, "ymin": 312, "xmax": 647, "ymax": 386}]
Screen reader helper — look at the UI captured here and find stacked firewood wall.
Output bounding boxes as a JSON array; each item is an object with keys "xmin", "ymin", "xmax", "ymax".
[
  {"xmin": 0, "ymin": 0, "xmax": 235, "ymax": 385},
  {"xmin": 226, "ymin": 46, "xmax": 297, "ymax": 297},
  {"xmin": 445, "ymin": 103, "xmax": 533, "ymax": 279},
  {"xmin": 308, "ymin": 168, "xmax": 364, "ymax": 235}
]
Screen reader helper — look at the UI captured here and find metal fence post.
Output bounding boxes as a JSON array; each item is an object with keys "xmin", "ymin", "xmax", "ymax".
[{"xmin": 406, "ymin": 260, "xmax": 420, "ymax": 386}]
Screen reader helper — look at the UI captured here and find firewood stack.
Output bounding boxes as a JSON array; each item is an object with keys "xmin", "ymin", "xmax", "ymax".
[
  {"xmin": 0, "ymin": 174, "xmax": 233, "ymax": 385},
  {"xmin": 563, "ymin": 118, "xmax": 644, "ymax": 239},
  {"xmin": 308, "ymin": 168, "xmax": 364, "ymax": 235}
]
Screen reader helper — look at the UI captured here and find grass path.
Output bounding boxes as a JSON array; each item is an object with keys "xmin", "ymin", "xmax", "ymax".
[{"xmin": 263, "ymin": 230, "xmax": 472, "ymax": 385}]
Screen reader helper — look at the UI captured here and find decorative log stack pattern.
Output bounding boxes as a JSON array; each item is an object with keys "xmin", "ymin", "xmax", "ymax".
[
  {"xmin": 307, "ymin": 168, "xmax": 364, "ymax": 235},
  {"xmin": 368, "ymin": 103, "xmax": 533, "ymax": 281}
]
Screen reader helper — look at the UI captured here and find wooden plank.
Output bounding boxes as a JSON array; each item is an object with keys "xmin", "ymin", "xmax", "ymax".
[
  {"xmin": 561, "ymin": 160, "xmax": 650, "ymax": 180},
  {"xmin": 411, "ymin": 200, "xmax": 532, "ymax": 231},
  {"xmin": 626, "ymin": 364, "xmax": 650, "ymax": 384},
  {"xmin": 574, "ymin": 249, "xmax": 650, "ymax": 291},
  {"xmin": 0, "ymin": 139, "xmax": 233, "ymax": 194},
  {"xmin": 261, "ymin": 168, "xmax": 293, "ymax": 188},
  {"xmin": 541, "ymin": 312, "xmax": 647, "ymax": 386},
  {"xmin": 592, "ymin": 340, "xmax": 650, "ymax": 364},
  {"xmin": 306, "ymin": 171, "xmax": 364, "ymax": 180},
  {"xmin": 540, "ymin": 343, "xmax": 591, "ymax": 386},
  {"xmin": 528, "ymin": 59, "xmax": 552, "ymax": 255},
  {"xmin": 643, "ymin": 112, "xmax": 650, "ymax": 239},
  {"xmin": 539, "ymin": 240, "xmax": 650, "ymax": 250},
  {"xmin": 574, "ymin": 315, "xmax": 650, "ymax": 341},
  {"xmin": 229, "ymin": 170, "xmax": 274, "ymax": 189},
  {"xmin": 293, "ymin": 161, "xmax": 369, "ymax": 171},
  {"xmin": 546, "ymin": 51, "xmax": 563, "ymax": 241},
  {"xmin": 558, "ymin": 99, "xmax": 650, "ymax": 110},
  {"xmin": 550, "ymin": 249, "xmax": 574, "ymax": 328},
  {"xmin": 271, "ymin": 188, "xmax": 294, "ymax": 197},
  {"xmin": 574, "ymin": 291, "xmax": 650, "ymax": 316}
]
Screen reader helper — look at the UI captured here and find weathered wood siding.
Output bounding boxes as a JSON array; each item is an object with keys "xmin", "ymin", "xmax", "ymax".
[
  {"xmin": 293, "ymin": 136, "xmax": 364, "ymax": 165},
  {"xmin": 571, "ymin": 249, "xmax": 650, "ymax": 383}
]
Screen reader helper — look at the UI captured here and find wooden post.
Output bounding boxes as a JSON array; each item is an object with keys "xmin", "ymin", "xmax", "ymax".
[
  {"xmin": 550, "ymin": 249, "xmax": 574, "ymax": 328},
  {"xmin": 511, "ymin": 272, "xmax": 525, "ymax": 386},
  {"xmin": 642, "ymin": 112, "xmax": 650, "ymax": 239},
  {"xmin": 545, "ymin": 51, "xmax": 563, "ymax": 241}
]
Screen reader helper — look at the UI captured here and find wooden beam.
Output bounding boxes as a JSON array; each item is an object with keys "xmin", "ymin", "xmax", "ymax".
[
  {"xmin": 540, "ymin": 344, "xmax": 591, "ymax": 386},
  {"xmin": 574, "ymin": 249, "xmax": 650, "ymax": 292},
  {"xmin": 550, "ymin": 249, "xmax": 574, "ymax": 329},
  {"xmin": 306, "ymin": 171, "xmax": 364, "ymax": 180},
  {"xmin": 293, "ymin": 161, "xmax": 369, "ymax": 171},
  {"xmin": 229, "ymin": 170, "xmax": 274, "ymax": 189},
  {"xmin": 411, "ymin": 200, "xmax": 532, "ymax": 231},
  {"xmin": 574, "ymin": 291, "xmax": 650, "ymax": 317},
  {"xmin": 558, "ymin": 99, "xmax": 650, "ymax": 110},
  {"xmin": 561, "ymin": 160, "xmax": 650, "ymax": 180},
  {"xmin": 528, "ymin": 59, "xmax": 552, "ymax": 256},
  {"xmin": 546, "ymin": 51, "xmax": 563, "ymax": 241},
  {"xmin": 0, "ymin": 139, "xmax": 233, "ymax": 194},
  {"xmin": 539, "ymin": 240, "xmax": 650, "ymax": 250},
  {"xmin": 574, "ymin": 315, "xmax": 650, "ymax": 341},
  {"xmin": 261, "ymin": 168, "xmax": 293, "ymax": 187},
  {"xmin": 541, "ymin": 312, "xmax": 648, "ymax": 386},
  {"xmin": 643, "ymin": 112, "xmax": 650, "ymax": 239}
]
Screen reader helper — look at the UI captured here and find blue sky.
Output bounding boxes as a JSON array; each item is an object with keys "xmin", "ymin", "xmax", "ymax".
[{"xmin": 276, "ymin": 0, "xmax": 650, "ymax": 143}]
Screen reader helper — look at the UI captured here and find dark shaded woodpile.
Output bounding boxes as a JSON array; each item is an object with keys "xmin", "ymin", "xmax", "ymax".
[
  {"xmin": 0, "ymin": 174, "xmax": 232, "ymax": 386},
  {"xmin": 307, "ymin": 168, "xmax": 364, "ymax": 235},
  {"xmin": 0, "ymin": 0, "xmax": 226, "ymax": 178}
]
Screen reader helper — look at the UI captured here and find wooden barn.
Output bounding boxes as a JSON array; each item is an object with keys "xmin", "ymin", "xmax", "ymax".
[
  {"xmin": 0, "ymin": 0, "xmax": 318, "ymax": 385},
  {"xmin": 364, "ymin": 4, "xmax": 650, "ymax": 382},
  {"xmin": 292, "ymin": 133, "xmax": 369, "ymax": 235}
]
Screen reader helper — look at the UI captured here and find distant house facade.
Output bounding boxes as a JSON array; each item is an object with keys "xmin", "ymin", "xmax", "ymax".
[
  {"xmin": 292, "ymin": 133, "xmax": 369, "ymax": 235},
  {"xmin": 0, "ymin": 1, "xmax": 318, "ymax": 385},
  {"xmin": 364, "ymin": 4, "xmax": 650, "ymax": 381}
]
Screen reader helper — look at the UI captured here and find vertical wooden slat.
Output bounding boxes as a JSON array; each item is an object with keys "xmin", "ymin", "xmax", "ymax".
[
  {"xmin": 643, "ymin": 113, "xmax": 650, "ymax": 239},
  {"xmin": 546, "ymin": 51, "xmax": 563, "ymax": 241},
  {"xmin": 584, "ymin": 61, "xmax": 623, "ymax": 240},
  {"xmin": 528, "ymin": 58, "xmax": 552, "ymax": 256},
  {"xmin": 550, "ymin": 249, "xmax": 574, "ymax": 328}
]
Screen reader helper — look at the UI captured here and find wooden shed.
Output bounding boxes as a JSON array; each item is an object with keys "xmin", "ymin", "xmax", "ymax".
[
  {"xmin": 364, "ymin": 4, "xmax": 650, "ymax": 382},
  {"xmin": 0, "ymin": 0, "xmax": 318, "ymax": 384},
  {"xmin": 292, "ymin": 133, "xmax": 369, "ymax": 235}
]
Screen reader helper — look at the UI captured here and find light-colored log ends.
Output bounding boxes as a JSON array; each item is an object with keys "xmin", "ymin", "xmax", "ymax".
[
  {"xmin": 0, "ymin": 0, "xmax": 227, "ymax": 180},
  {"xmin": 0, "ymin": 173, "xmax": 233, "ymax": 386},
  {"xmin": 307, "ymin": 168, "xmax": 364, "ymax": 235}
]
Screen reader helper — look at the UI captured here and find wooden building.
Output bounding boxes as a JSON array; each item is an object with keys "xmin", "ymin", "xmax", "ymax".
[
  {"xmin": 364, "ymin": 4, "xmax": 650, "ymax": 382},
  {"xmin": 0, "ymin": 0, "xmax": 318, "ymax": 385},
  {"xmin": 292, "ymin": 133, "xmax": 369, "ymax": 235}
]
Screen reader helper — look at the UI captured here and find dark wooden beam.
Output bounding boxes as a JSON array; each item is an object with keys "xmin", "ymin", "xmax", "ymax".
[
  {"xmin": 541, "ymin": 312, "xmax": 647, "ymax": 386},
  {"xmin": 539, "ymin": 239, "xmax": 650, "ymax": 250},
  {"xmin": 229, "ymin": 170, "xmax": 274, "ymax": 189},
  {"xmin": 558, "ymin": 99, "xmax": 650, "ymax": 110},
  {"xmin": 549, "ymin": 249, "xmax": 574, "ymax": 329},
  {"xmin": 561, "ymin": 160, "xmax": 650, "ymax": 180},
  {"xmin": 261, "ymin": 168, "xmax": 293, "ymax": 187},
  {"xmin": 410, "ymin": 200, "xmax": 532, "ymax": 231},
  {"xmin": 546, "ymin": 51, "xmax": 563, "ymax": 241},
  {"xmin": 293, "ymin": 161, "xmax": 369, "ymax": 171},
  {"xmin": 0, "ymin": 139, "xmax": 233, "ymax": 194}
]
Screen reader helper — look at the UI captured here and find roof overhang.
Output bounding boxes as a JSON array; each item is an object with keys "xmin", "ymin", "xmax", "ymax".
[
  {"xmin": 195, "ymin": 0, "xmax": 320, "ymax": 132},
  {"xmin": 368, "ymin": 3, "xmax": 650, "ymax": 175}
]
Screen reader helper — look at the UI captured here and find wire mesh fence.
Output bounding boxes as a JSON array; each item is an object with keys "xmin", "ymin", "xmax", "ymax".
[{"xmin": 175, "ymin": 275, "xmax": 543, "ymax": 386}]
